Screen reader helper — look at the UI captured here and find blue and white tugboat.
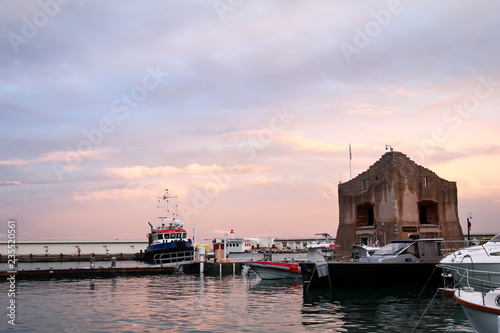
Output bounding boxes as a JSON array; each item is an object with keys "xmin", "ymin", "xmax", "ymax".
[{"xmin": 143, "ymin": 189, "xmax": 194, "ymax": 264}]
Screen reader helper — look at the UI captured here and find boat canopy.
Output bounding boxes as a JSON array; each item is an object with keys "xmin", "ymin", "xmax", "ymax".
[{"xmin": 371, "ymin": 242, "xmax": 410, "ymax": 256}]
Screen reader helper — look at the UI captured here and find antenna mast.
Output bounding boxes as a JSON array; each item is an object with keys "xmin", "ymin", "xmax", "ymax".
[{"xmin": 349, "ymin": 143, "xmax": 352, "ymax": 180}]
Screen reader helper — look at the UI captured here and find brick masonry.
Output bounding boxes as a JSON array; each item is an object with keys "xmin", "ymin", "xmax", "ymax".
[{"xmin": 335, "ymin": 151, "xmax": 464, "ymax": 258}]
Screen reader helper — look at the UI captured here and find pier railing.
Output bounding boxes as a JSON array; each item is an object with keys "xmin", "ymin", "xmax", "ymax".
[{"xmin": 153, "ymin": 250, "xmax": 195, "ymax": 265}]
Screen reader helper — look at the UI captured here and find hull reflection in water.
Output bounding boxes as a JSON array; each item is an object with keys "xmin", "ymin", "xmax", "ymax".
[{"xmin": 302, "ymin": 285, "xmax": 473, "ymax": 332}]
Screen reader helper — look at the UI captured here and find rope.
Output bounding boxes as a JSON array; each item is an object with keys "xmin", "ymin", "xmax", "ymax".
[
  {"xmin": 418, "ymin": 265, "xmax": 437, "ymax": 298},
  {"xmin": 305, "ymin": 265, "xmax": 318, "ymax": 292},
  {"xmin": 411, "ymin": 289, "xmax": 439, "ymax": 333},
  {"xmin": 305, "ymin": 262, "xmax": 331, "ymax": 292}
]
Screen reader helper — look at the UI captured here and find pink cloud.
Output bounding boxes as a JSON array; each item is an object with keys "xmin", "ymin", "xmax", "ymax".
[
  {"xmin": 275, "ymin": 133, "xmax": 343, "ymax": 152},
  {"xmin": 104, "ymin": 163, "xmax": 237, "ymax": 180},
  {"xmin": 378, "ymin": 88, "xmax": 417, "ymax": 96},
  {"xmin": 343, "ymin": 102, "xmax": 396, "ymax": 117},
  {"xmin": 0, "ymin": 180, "xmax": 23, "ymax": 186},
  {"xmin": 0, "ymin": 159, "xmax": 28, "ymax": 166}
]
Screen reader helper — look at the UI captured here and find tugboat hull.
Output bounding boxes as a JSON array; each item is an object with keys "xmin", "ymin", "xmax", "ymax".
[{"xmin": 143, "ymin": 241, "xmax": 194, "ymax": 264}]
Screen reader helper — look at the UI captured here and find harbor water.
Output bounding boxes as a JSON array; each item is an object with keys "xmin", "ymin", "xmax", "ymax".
[
  {"xmin": 1, "ymin": 274, "xmax": 473, "ymax": 332},
  {"xmin": 1, "ymin": 257, "xmax": 473, "ymax": 332}
]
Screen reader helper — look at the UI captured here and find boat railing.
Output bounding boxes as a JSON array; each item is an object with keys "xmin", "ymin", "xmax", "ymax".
[
  {"xmin": 153, "ymin": 250, "xmax": 195, "ymax": 265},
  {"xmin": 437, "ymin": 240, "xmax": 476, "ymax": 257},
  {"xmin": 438, "ymin": 264, "xmax": 500, "ymax": 304}
]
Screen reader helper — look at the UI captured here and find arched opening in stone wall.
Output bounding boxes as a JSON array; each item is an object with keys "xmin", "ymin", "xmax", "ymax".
[
  {"xmin": 418, "ymin": 200, "xmax": 439, "ymax": 225},
  {"xmin": 356, "ymin": 202, "xmax": 375, "ymax": 228}
]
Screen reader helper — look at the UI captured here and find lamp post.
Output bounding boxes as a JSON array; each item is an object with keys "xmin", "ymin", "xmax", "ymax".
[
  {"xmin": 467, "ymin": 212, "xmax": 472, "ymax": 245},
  {"xmin": 223, "ymin": 233, "xmax": 228, "ymax": 260}
]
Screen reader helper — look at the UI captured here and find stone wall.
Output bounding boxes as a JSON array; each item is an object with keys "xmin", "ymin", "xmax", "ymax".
[{"xmin": 335, "ymin": 151, "xmax": 464, "ymax": 257}]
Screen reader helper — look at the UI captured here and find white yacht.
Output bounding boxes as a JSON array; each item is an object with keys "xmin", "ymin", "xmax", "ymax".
[
  {"xmin": 439, "ymin": 233, "xmax": 500, "ymax": 287},
  {"xmin": 441, "ymin": 266, "xmax": 500, "ymax": 333}
]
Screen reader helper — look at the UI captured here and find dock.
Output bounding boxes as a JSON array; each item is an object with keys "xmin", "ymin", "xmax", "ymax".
[
  {"xmin": 184, "ymin": 260, "xmax": 246, "ymax": 276},
  {"xmin": 0, "ymin": 253, "xmax": 137, "ymax": 263},
  {"xmin": 0, "ymin": 260, "xmax": 247, "ymax": 280},
  {"xmin": 0, "ymin": 266, "xmax": 177, "ymax": 280}
]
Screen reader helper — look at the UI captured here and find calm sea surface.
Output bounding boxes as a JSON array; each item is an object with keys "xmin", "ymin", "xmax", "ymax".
[{"xmin": 1, "ymin": 256, "xmax": 473, "ymax": 332}]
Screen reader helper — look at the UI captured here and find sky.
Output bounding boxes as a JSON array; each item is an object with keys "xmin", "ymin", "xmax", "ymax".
[{"xmin": 1, "ymin": 1, "xmax": 500, "ymax": 242}]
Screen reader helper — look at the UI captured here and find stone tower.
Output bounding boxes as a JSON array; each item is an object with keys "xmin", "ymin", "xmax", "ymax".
[{"xmin": 335, "ymin": 151, "xmax": 464, "ymax": 258}]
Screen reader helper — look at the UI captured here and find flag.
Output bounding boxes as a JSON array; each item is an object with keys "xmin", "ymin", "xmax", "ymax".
[
  {"xmin": 230, "ymin": 229, "xmax": 234, "ymax": 234},
  {"xmin": 349, "ymin": 144, "xmax": 352, "ymax": 160}
]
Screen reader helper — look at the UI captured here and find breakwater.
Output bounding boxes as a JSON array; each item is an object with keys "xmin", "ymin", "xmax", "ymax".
[
  {"xmin": 0, "ymin": 253, "xmax": 137, "ymax": 263},
  {"xmin": 0, "ymin": 260, "xmax": 246, "ymax": 280}
]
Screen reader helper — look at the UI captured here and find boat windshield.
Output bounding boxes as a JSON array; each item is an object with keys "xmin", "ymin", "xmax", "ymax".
[
  {"xmin": 372, "ymin": 242, "xmax": 411, "ymax": 256},
  {"xmin": 489, "ymin": 234, "xmax": 500, "ymax": 243}
]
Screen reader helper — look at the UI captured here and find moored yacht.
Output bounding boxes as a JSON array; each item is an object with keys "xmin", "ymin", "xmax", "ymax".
[
  {"xmin": 301, "ymin": 236, "xmax": 443, "ymax": 289},
  {"xmin": 439, "ymin": 233, "xmax": 500, "ymax": 288},
  {"xmin": 440, "ymin": 266, "xmax": 500, "ymax": 333}
]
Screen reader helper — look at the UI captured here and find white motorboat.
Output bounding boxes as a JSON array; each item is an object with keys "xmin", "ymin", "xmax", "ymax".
[
  {"xmin": 440, "ymin": 233, "xmax": 500, "ymax": 288},
  {"xmin": 443, "ymin": 267, "xmax": 500, "ymax": 333},
  {"xmin": 247, "ymin": 259, "xmax": 301, "ymax": 280},
  {"xmin": 247, "ymin": 243, "xmax": 338, "ymax": 280},
  {"xmin": 455, "ymin": 287, "xmax": 500, "ymax": 333}
]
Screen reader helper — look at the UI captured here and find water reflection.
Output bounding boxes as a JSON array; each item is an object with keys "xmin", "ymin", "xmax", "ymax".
[
  {"xmin": 6, "ymin": 274, "xmax": 473, "ymax": 332},
  {"xmin": 302, "ymin": 285, "xmax": 473, "ymax": 332}
]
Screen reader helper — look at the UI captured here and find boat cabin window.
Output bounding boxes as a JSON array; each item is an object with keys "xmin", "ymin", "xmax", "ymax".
[
  {"xmin": 157, "ymin": 234, "xmax": 164, "ymax": 240},
  {"xmin": 176, "ymin": 233, "xmax": 182, "ymax": 238},
  {"xmin": 399, "ymin": 243, "xmax": 419, "ymax": 258},
  {"xmin": 372, "ymin": 242, "xmax": 411, "ymax": 256},
  {"xmin": 182, "ymin": 232, "xmax": 187, "ymax": 238}
]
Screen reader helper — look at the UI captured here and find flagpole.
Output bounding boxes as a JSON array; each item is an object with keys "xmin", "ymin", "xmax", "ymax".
[{"xmin": 349, "ymin": 144, "xmax": 352, "ymax": 180}]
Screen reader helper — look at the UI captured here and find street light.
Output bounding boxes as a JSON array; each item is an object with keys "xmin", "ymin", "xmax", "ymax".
[{"xmin": 467, "ymin": 212, "xmax": 472, "ymax": 245}]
